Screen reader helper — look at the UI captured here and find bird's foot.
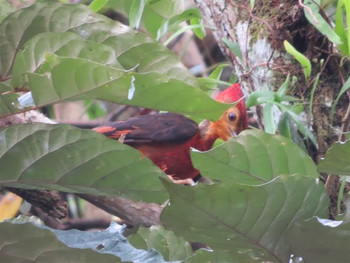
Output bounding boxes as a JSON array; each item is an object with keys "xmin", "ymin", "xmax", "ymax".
[{"xmin": 167, "ymin": 175, "xmax": 196, "ymax": 186}]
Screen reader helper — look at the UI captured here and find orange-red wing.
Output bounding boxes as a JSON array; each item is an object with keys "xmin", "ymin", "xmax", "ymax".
[{"xmin": 93, "ymin": 113, "xmax": 199, "ymax": 143}]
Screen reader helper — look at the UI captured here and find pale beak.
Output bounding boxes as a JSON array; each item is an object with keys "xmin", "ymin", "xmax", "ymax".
[{"xmin": 228, "ymin": 127, "xmax": 238, "ymax": 138}]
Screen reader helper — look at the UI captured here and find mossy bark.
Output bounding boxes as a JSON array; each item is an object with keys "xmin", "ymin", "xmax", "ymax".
[{"xmin": 195, "ymin": 0, "xmax": 348, "ymax": 156}]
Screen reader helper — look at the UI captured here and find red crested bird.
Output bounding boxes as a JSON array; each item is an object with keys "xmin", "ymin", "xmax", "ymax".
[{"xmin": 93, "ymin": 84, "xmax": 248, "ymax": 183}]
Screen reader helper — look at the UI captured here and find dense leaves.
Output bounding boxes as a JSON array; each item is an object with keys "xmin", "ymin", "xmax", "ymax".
[
  {"xmin": 0, "ymin": 2, "xmax": 229, "ymax": 120},
  {"xmin": 0, "ymin": 123, "xmax": 167, "ymax": 203},
  {"xmin": 27, "ymin": 56, "xmax": 230, "ymax": 119},
  {"xmin": 0, "ymin": 221, "xmax": 122, "ymax": 263},
  {"xmin": 0, "ymin": 219, "xmax": 167, "ymax": 263},
  {"xmin": 192, "ymin": 130, "xmax": 319, "ymax": 184},
  {"xmin": 0, "ymin": 1, "xmax": 349, "ymax": 263},
  {"xmin": 161, "ymin": 175, "xmax": 329, "ymax": 262}
]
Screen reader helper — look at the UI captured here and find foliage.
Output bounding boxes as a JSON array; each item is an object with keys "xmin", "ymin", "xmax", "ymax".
[
  {"xmin": 0, "ymin": 123, "xmax": 167, "ymax": 203},
  {"xmin": 0, "ymin": 217, "xmax": 165, "ymax": 263},
  {"xmin": 303, "ymin": 0, "xmax": 350, "ymax": 123},
  {"xmin": 303, "ymin": 0, "xmax": 349, "ymax": 56},
  {"xmin": 284, "ymin": 40, "xmax": 312, "ymax": 81},
  {"xmin": 0, "ymin": 1, "xmax": 349, "ymax": 263},
  {"xmin": 246, "ymin": 75, "xmax": 317, "ymax": 148},
  {"xmin": 0, "ymin": 2, "xmax": 227, "ymax": 120}
]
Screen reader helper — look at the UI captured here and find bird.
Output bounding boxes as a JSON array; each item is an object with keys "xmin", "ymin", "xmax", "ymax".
[{"xmin": 93, "ymin": 84, "xmax": 248, "ymax": 183}]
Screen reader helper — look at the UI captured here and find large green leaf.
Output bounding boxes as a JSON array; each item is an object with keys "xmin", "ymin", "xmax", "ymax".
[
  {"xmin": 0, "ymin": 3, "xmax": 107, "ymax": 78},
  {"xmin": 286, "ymin": 217, "xmax": 350, "ymax": 263},
  {"xmin": 303, "ymin": 0, "xmax": 342, "ymax": 45},
  {"xmin": 317, "ymin": 140, "xmax": 350, "ymax": 175},
  {"xmin": 0, "ymin": 2, "xmax": 230, "ymax": 120},
  {"xmin": 102, "ymin": 34, "xmax": 195, "ymax": 85},
  {"xmin": 0, "ymin": 218, "xmax": 167, "ymax": 262},
  {"xmin": 191, "ymin": 130, "xmax": 319, "ymax": 184},
  {"xmin": 0, "ymin": 221, "xmax": 121, "ymax": 263},
  {"xmin": 0, "ymin": 93, "xmax": 23, "ymax": 117},
  {"xmin": 0, "ymin": 2, "xmax": 195, "ymax": 84},
  {"xmin": 107, "ymin": 0, "xmax": 184, "ymax": 38},
  {"xmin": 27, "ymin": 57, "xmax": 230, "ymax": 120},
  {"xmin": 0, "ymin": 123, "xmax": 167, "ymax": 203},
  {"xmin": 129, "ymin": 226, "xmax": 192, "ymax": 262},
  {"xmin": 11, "ymin": 32, "xmax": 120, "ymax": 88},
  {"xmin": 161, "ymin": 175, "xmax": 329, "ymax": 262},
  {"xmin": 0, "ymin": 0, "xmax": 16, "ymax": 24}
]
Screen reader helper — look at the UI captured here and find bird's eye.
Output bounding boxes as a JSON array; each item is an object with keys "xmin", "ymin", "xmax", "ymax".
[{"xmin": 228, "ymin": 112, "xmax": 237, "ymax": 122}]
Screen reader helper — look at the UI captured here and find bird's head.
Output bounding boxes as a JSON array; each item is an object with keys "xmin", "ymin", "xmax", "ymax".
[
  {"xmin": 195, "ymin": 83, "xmax": 248, "ymax": 151},
  {"xmin": 213, "ymin": 83, "xmax": 248, "ymax": 140},
  {"xmin": 198, "ymin": 83, "xmax": 248, "ymax": 144}
]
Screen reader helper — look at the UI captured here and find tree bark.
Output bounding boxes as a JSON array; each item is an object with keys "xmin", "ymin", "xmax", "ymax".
[
  {"xmin": 195, "ymin": 0, "xmax": 349, "ymax": 158},
  {"xmin": 195, "ymin": 0, "xmax": 349, "ymax": 218}
]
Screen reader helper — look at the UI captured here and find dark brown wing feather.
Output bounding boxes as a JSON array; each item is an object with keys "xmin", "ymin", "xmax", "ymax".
[{"xmin": 93, "ymin": 113, "xmax": 199, "ymax": 143}]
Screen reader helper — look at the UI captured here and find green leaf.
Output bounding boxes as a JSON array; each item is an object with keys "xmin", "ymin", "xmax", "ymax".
[
  {"xmin": 89, "ymin": 0, "xmax": 109, "ymax": 13},
  {"xmin": 0, "ymin": 93, "xmax": 26, "ymax": 117},
  {"xmin": 0, "ymin": 2, "xmax": 195, "ymax": 86},
  {"xmin": 0, "ymin": 221, "xmax": 122, "ymax": 263},
  {"xmin": 190, "ymin": 17, "xmax": 206, "ymax": 39},
  {"xmin": 191, "ymin": 249, "xmax": 240, "ymax": 263},
  {"xmin": 245, "ymin": 90, "xmax": 275, "ymax": 107},
  {"xmin": 286, "ymin": 217, "xmax": 350, "ymax": 263},
  {"xmin": 84, "ymin": 100, "xmax": 106, "ymax": 119},
  {"xmin": 222, "ymin": 38, "xmax": 243, "ymax": 62},
  {"xmin": 284, "ymin": 40, "xmax": 312, "ymax": 81},
  {"xmin": 303, "ymin": 0, "xmax": 343, "ymax": 45},
  {"xmin": 101, "ymin": 33, "xmax": 196, "ymax": 86},
  {"xmin": 277, "ymin": 103, "xmax": 318, "ymax": 148},
  {"xmin": 1, "ymin": 218, "xmax": 167, "ymax": 262},
  {"xmin": 309, "ymin": 72, "xmax": 320, "ymax": 115},
  {"xmin": 278, "ymin": 112, "xmax": 307, "ymax": 152},
  {"xmin": 331, "ymin": 76, "xmax": 350, "ymax": 122},
  {"xmin": 191, "ymin": 130, "xmax": 319, "ymax": 184},
  {"xmin": 161, "ymin": 174, "xmax": 329, "ymax": 262},
  {"xmin": 263, "ymin": 102, "xmax": 275, "ymax": 134},
  {"xmin": 343, "ymin": 0, "xmax": 350, "ymax": 55},
  {"xmin": 0, "ymin": 123, "xmax": 167, "ymax": 203},
  {"xmin": 27, "ymin": 57, "xmax": 230, "ymax": 120},
  {"xmin": 157, "ymin": 8, "xmax": 202, "ymax": 40},
  {"xmin": 163, "ymin": 24, "xmax": 210, "ymax": 46},
  {"xmin": 276, "ymin": 74, "xmax": 290, "ymax": 98},
  {"xmin": 108, "ymin": 0, "xmax": 185, "ymax": 38},
  {"xmin": 0, "ymin": 0, "xmax": 16, "ymax": 24},
  {"xmin": 128, "ymin": 0, "xmax": 146, "ymax": 29},
  {"xmin": 11, "ymin": 32, "xmax": 119, "ymax": 88},
  {"xmin": 197, "ymin": 78, "xmax": 231, "ymax": 92},
  {"xmin": 209, "ymin": 63, "xmax": 230, "ymax": 80},
  {"xmin": 250, "ymin": 0, "xmax": 255, "ymax": 10},
  {"xmin": 334, "ymin": 0, "xmax": 349, "ymax": 55},
  {"xmin": 129, "ymin": 226, "xmax": 192, "ymax": 262},
  {"xmin": 317, "ymin": 140, "xmax": 350, "ymax": 175},
  {"xmin": 0, "ymin": 2, "xmax": 111, "ymax": 78}
]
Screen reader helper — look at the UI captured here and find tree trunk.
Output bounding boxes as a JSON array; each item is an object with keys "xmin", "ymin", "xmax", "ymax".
[{"xmin": 195, "ymin": 0, "xmax": 349, "ymax": 158}]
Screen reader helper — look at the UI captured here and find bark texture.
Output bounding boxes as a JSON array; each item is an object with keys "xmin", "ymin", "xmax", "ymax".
[{"xmin": 195, "ymin": 0, "xmax": 349, "ymax": 158}]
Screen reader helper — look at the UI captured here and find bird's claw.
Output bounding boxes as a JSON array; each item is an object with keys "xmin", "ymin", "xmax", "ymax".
[{"xmin": 167, "ymin": 175, "xmax": 196, "ymax": 186}]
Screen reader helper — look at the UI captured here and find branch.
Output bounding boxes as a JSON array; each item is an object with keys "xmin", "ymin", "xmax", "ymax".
[
  {"xmin": 78, "ymin": 194, "xmax": 163, "ymax": 227},
  {"xmin": 8, "ymin": 188, "xmax": 68, "ymax": 219}
]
